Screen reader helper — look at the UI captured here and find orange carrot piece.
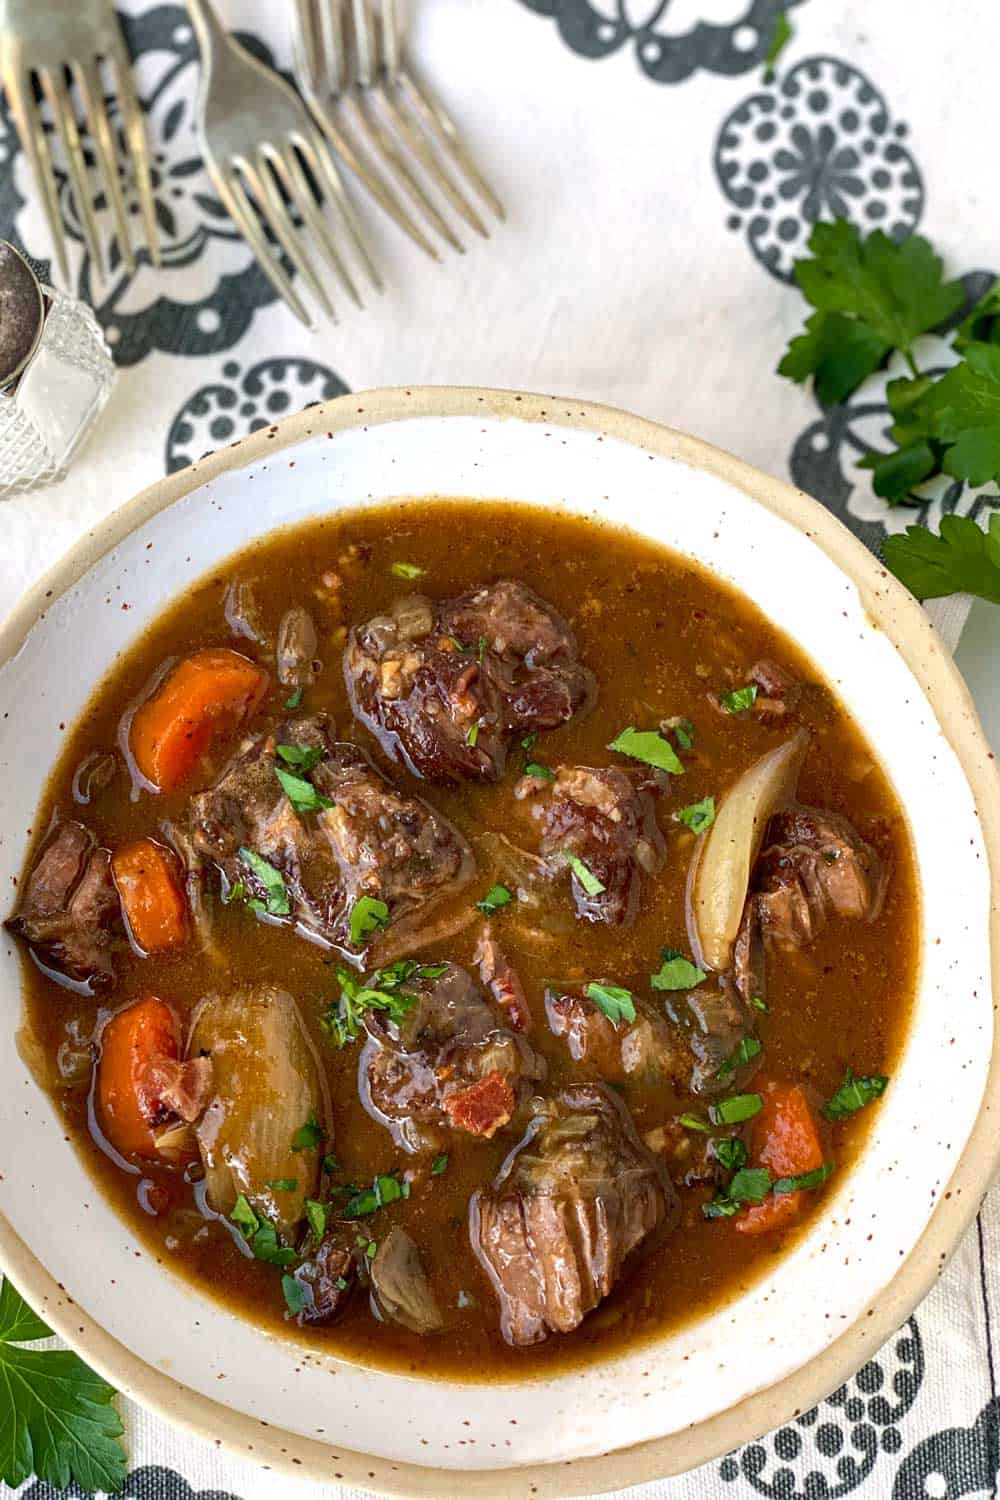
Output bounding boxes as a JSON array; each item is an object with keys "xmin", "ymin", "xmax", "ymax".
[
  {"xmin": 112, "ymin": 838, "xmax": 187, "ymax": 954},
  {"xmin": 735, "ymin": 1080, "xmax": 826, "ymax": 1237},
  {"xmin": 129, "ymin": 647, "xmax": 268, "ymax": 791},
  {"xmin": 96, "ymin": 996, "xmax": 179, "ymax": 1159}
]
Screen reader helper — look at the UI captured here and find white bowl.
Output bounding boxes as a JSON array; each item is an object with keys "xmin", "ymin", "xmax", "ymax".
[{"xmin": 1, "ymin": 388, "xmax": 998, "ymax": 1497}]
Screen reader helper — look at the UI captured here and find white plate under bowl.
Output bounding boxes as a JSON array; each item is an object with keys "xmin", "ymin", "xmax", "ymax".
[{"xmin": 0, "ymin": 389, "xmax": 997, "ymax": 1497}]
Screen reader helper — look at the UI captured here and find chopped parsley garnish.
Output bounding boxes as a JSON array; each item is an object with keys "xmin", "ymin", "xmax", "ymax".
[
  {"xmin": 305, "ymin": 1199, "xmax": 328, "ymax": 1240},
  {"xmin": 710, "ymin": 1093, "xmax": 763, "ymax": 1126},
  {"xmin": 714, "ymin": 1137, "xmax": 749, "ymax": 1172},
  {"xmin": 823, "ymin": 1069, "xmax": 889, "ymax": 1120},
  {"xmin": 476, "ymin": 883, "xmax": 513, "ymax": 915},
  {"xmin": 466, "ymin": 720, "xmax": 480, "ymax": 747},
  {"xmin": 275, "ymin": 765, "xmax": 333, "ymax": 814},
  {"xmin": 750, "ymin": 995, "xmax": 769, "ymax": 1013},
  {"xmin": 323, "ymin": 961, "xmax": 443, "ymax": 1047},
  {"xmin": 237, "ymin": 848, "xmax": 291, "ymax": 917},
  {"xmin": 678, "ymin": 1112, "xmax": 711, "ymax": 1133},
  {"xmin": 717, "ymin": 1035, "xmax": 763, "ymax": 1080},
  {"xmin": 390, "ymin": 561, "xmax": 425, "ymax": 579},
  {"xmin": 284, "ymin": 687, "xmax": 303, "ymax": 710},
  {"xmin": 231, "ymin": 1194, "xmax": 259, "ymax": 1236},
  {"xmin": 524, "ymin": 762, "xmax": 555, "ymax": 781},
  {"xmin": 291, "ymin": 1115, "xmax": 323, "ymax": 1152},
  {"xmin": 675, "ymin": 795, "xmax": 716, "ymax": 835},
  {"xmin": 342, "ymin": 1173, "xmax": 410, "ymax": 1219},
  {"xmin": 607, "ymin": 726, "xmax": 684, "ymax": 775},
  {"xmin": 718, "ymin": 685, "xmax": 758, "ymax": 715},
  {"xmin": 282, "ymin": 1274, "xmax": 307, "ymax": 1316},
  {"xmin": 266, "ymin": 1178, "xmax": 298, "ymax": 1192},
  {"xmin": 322, "ymin": 1153, "xmax": 339, "ymax": 1175},
  {"xmin": 584, "ymin": 982, "xmax": 636, "ymax": 1027},
  {"xmin": 670, "ymin": 718, "xmax": 695, "ymax": 751},
  {"xmin": 774, "ymin": 1163, "xmax": 836, "ymax": 1194},
  {"xmin": 431, "ymin": 1153, "xmax": 449, "ymax": 1175},
  {"xmin": 349, "ymin": 895, "xmax": 390, "ymax": 947},
  {"xmin": 222, "ymin": 878, "xmax": 245, "ymax": 905},
  {"xmin": 521, "ymin": 731, "xmax": 538, "ymax": 754},
  {"xmin": 477, "ymin": 635, "xmax": 487, "ymax": 663},
  {"xmin": 702, "ymin": 1167, "xmax": 772, "ymax": 1219},
  {"xmin": 563, "ymin": 852, "xmax": 605, "ymax": 896},
  {"xmin": 275, "ymin": 742, "xmax": 323, "ymax": 771},
  {"xmin": 250, "ymin": 1221, "xmax": 297, "ymax": 1267},
  {"xmin": 651, "ymin": 948, "xmax": 706, "ymax": 991}
]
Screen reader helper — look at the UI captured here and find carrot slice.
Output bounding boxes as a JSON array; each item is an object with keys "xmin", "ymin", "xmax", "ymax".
[
  {"xmin": 96, "ymin": 996, "xmax": 180, "ymax": 1159},
  {"xmin": 112, "ymin": 838, "xmax": 187, "ymax": 954},
  {"xmin": 735, "ymin": 1079, "xmax": 826, "ymax": 1237},
  {"xmin": 129, "ymin": 647, "xmax": 268, "ymax": 791}
]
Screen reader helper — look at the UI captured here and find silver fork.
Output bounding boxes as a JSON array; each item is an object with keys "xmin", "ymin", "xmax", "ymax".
[
  {"xmin": 0, "ymin": 0, "xmax": 160, "ymax": 283},
  {"xmin": 186, "ymin": 0, "xmax": 380, "ymax": 328},
  {"xmin": 294, "ymin": 0, "xmax": 503, "ymax": 258}
]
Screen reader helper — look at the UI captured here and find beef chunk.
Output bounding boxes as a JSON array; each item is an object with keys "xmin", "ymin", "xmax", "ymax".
[
  {"xmin": 471, "ymin": 1084, "xmax": 676, "ymax": 1345},
  {"xmin": 545, "ymin": 989, "xmax": 691, "ymax": 1086},
  {"xmin": 276, "ymin": 606, "xmax": 319, "ymax": 689},
  {"xmin": 189, "ymin": 714, "xmax": 473, "ymax": 962},
  {"xmin": 475, "ymin": 928, "xmax": 532, "ymax": 1031},
  {"xmin": 537, "ymin": 766, "xmax": 666, "ymax": 925},
  {"xmin": 749, "ymin": 659, "xmax": 801, "ymax": 724},
  {"xmin": 6, "ymin": 820, "xmax": 122, "ymax": 991},
  {"xmin": 754, "ymin": 804, "xmax": 885, "ymax": 951},
  {"xmin": 359, "ymin": 962, "xmax": 544, "ymax": 1153},
  {"xmin": 683, "ymin": 987, "xmax": 759, "ymax": 1097},
  {"xmin": 370, "ymin": 1227, "xmax": 444, "ymax": 1334},
  {"xmin": 287, "ymin": 1232, "xmax": 356, "ymax": 1326},
  {"xmin": 344, "ymin": 580, "xmax": 594, "ymax": 784}
]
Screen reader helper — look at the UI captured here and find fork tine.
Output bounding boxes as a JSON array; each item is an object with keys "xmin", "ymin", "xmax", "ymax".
[
  {"xmin": 273, "ymin": 141, "xmax": 362, "ymax": 307},
  {"xmin": 345, "ymin": 92, "xmax": 464, "ymax": 254},
  {"xmin": 37, "ymin": 67, "xmax": 105, "ymax": 279},
  {"xmin": 106, "ymin": 35, "xmax": 161, "ymax": 266},
  {"xmin": 74, "ymin": 60, "xmax": 135, "ymax": 275},
  {"xmin": 245, "ymin": 151, "xmax": 336, "ymax": 320},
  {"xmin": 3, "ymin": 68, "xmax": 69, "ymax": 282},
  {"xmin": 378, "ymin": 86, "xmax": 489, "ymax": 239},
  {"xmin": 214, "ymin": 161, "xmax": 313, "ymax": 328},
  {"xmin": 300, "ymin": 127, "xmax": 382, "ymax": 293}
]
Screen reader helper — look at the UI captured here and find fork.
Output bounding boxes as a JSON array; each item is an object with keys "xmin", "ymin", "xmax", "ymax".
[
  {"xmin": 186, "ymin": 0, "xmax": 380, "ymax": 328},
  {"xmin": 0, "ymin": 0, "xmax": 160, "ymax": 283},
  {"xmin": 294, "ymin": 0, "xmax": 503, "ymax": 259}
]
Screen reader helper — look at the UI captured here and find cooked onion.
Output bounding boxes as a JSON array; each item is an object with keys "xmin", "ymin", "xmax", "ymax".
[
  {"xmin": 688, "ymin": 730, "xmax": 808, "ymax": 972},
  {"xmin": 371, "ymin": 1228, "xmax": 444, "ymax": 1335},
  {"xmin": 189, "ymin": 985, "xmax": 328, "ymax": 1236}
]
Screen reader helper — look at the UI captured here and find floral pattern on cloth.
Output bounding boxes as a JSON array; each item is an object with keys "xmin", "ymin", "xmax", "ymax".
[
  {"xmin": 0, "ymin": 5, "xmax": 281, "ymax": 366},
  {"xmin": 714, "ymin": 56, "xmax": 924, "ymax": 281},
  {"xmin": 516, "ymin": 0, "xmax": 808, "ymax": 83}
]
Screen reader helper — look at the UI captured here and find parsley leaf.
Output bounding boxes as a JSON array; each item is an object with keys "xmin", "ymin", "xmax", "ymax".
[
  {"xmin": 714, "ymin": 1137, "xmax": 749, "ymax": 1172},
  {"xmin": 524, "ymin": 762, "xmax": 555, "ymax": 781},
  {"xmin": 282, "ymin": 1275, "xmax": 307, "ymax": 1316},
  {"xmin": 563, "ymin": 852, "xmax": 605, "ymax": 897},
  {"xmin": 466, "ymin": 720, "xmax": 480, "ymax": 747},
  {"xmin": 237, "ymin": 848, "xmax": 290, "ymax": 917},
  {"xmin": 718, "ymin": 685, "xmax": 758, "ymax": 715},
  {"xmin": 675, "ymin": 795, "xmax": 716, "ymax": 835},
  {"xmin": 283, "ymin": 687, "xmax": 303, "ymax": 710},
  {"xmin": 703, "ymin": 1167, "xmax": 772, "ymax": 1220},
  {"xmin": 678, "ymin": 1112, "xmax": 711, "ymax": 1133},
  {"xmin": 668, "ymin": 718, "xmax": 696, "ymax": 751},
  {"xmin": 250, "ymin": 1221, "xmax": 297, "ymax": 1267},
  {"xmin": 0, "ymin": 1278, "xmax": 127, "ymax": 1493},
  {"xmin": 651, "ymin": 948, "xmax": 706, "ymax": 991},
  {"xmin": 291, "ymin": 1115, "xmax": 323, "ymax": 1152},
  {"xmin": 305, "ymin": 1199, "xmax": 328, "ymax": 1241},
  {"xmin": 343, "ymin": 1173, "xmax": 409, "ymax": 1219},
  {"xmin": 882, "ymin": 513, "xmax": 1000, "ymax": 605},
  {"xmin": 823, "ymin": 1068, "xmax": 889, "ymax": 1120},
  {"xmin": 390, "ymin": 561, "xmax": 425, "ymax": 579},
  {"xmin": 774, "ymin": 1163, "xmax": 836, "ymax": 1194},
  {"xmin": 275, "ymin": 742, "xmax": 323, "ymax": 771},
  {"xmin": 954, "ymin": 277, "xmax": 1000, "ymax": 351},
  {"xmin": 717, "ymin": 1035, "xmax": 763, "ymax": 1080},
  {"xmin": 476, "ymin": 884, "xmax": 512, "ymax": 915},
  {"xmin": 431, "ymin": 1153, "xmax": 449, "ymax": 1175},
  {"xmin": 607, "ymin": 726, "xmax": 684, "ymax": 775},
  {"xmin": 779, "ymin": 309, "xmax": 892, "ymax": 406},
  {"xmin": 710, "ymin": 1093, "xmax": 763, "ymax": 1126},
  {"xmin": 349, "ymin": 895, "xmax": 390, "ymax": 948},
  {"xmin": 266, "ymin": 1178, "xmax": 298, "ymax": 1192},
  {"xmin": 275, "ymin": 765, "xmax": 333, "ymax": 814},
  {"xmin": 322, "ymin": 963, "xmax": 429, "ymax": 1047},
  {"xmin": 583, "ymin": 981, "xmax": 637, "ymax": 1027}
]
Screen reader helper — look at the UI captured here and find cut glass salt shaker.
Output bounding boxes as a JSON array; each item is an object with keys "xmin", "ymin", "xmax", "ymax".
[{"xmin": 0, "ymin": 241, "xmax": 115, "ymax": 496}]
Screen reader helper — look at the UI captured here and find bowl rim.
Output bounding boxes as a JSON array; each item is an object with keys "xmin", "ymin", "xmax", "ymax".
[{"xmin": 1, "ymin": 384, "xmax": 998, "ymax": 1498}]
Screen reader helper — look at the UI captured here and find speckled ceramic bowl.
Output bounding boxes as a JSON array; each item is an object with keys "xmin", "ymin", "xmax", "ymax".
[{"xmin": 1, "ymin": 389, "xmax": 998, "ymax": 1497}]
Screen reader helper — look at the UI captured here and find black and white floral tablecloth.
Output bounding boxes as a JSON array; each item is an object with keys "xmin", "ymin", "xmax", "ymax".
[{"xmin": 2, "ymin": 2, "xmax": 999, "ymax": 1496}]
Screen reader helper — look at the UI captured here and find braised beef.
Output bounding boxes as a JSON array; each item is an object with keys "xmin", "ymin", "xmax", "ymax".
[
  {"xmin": 188, "ymin": 714, "xmax": 474, "ymax": 962},
  {"xmin": 359, "ymin": 962, "xmax": 544, "ymax": 1153},
  {"xmin": 6, "ymin": 820, "xmax": 121, "ymax": 991},
  {"xmin": 536, "ymin": 766, "xmax": 666, "ymax": 925},
  {"xmin": 471, "ymin": 1084, "xmax": 676, "ymax": 1345},
  {"xmin": 344, "ymin": 580, "xmax": 594, "ymax": 784},
  {"xmin": 288, "ymin": 1232, "xmax": 356, "ymax": 1325},
  {"xmin": 276, "ymin": 606, "xmax": 320, "ymax": 689},
  {"xmin": 475, "ymin": 928, "xmax": 532, "ymax": 1031},
  {"xmin": 749, "ymin": 659, "xmax": 801, "ymax": 724},
  {"xmin": 754, "ymin": 804, "xmax": 885, "ymax": 951},
  {"xmin": 663, "ymin": 986, "xmax": 759, "ymax": 1098},
  {"xmin": 545, "ymin": 988, "xmax": 691, "ymax": 1086},
  {"xmin": 370, "ymin": 1227, "xmax": 444, "ymax": 1334}
]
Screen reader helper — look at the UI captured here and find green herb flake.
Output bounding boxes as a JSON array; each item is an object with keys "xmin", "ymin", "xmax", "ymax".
[
  {"xmin": 521, "ymin": 731, "xmax": 538, "ymax": 755},
  {"xmin": 237, "ymin": 847, "xmax": 291, "ymax": 917},
  {"xmin": 322, "ymin": 1153, "xmax": 339, "ymax": 1175},
  {"xmin": 714, "ymin": 1137, "xmax": 749, "ymax": 1173},
  {"xmin": 671, "ymin": 718, "xmax": 696, "ymax": 751},
  {"xmin": 674, "ymin": 795, "xmax": 716, "ymax": 835},
  {"xmin": 390, "ymin": 561, "xmax": 425, "ymax": 579},
  {"xmin": 250, "ymin": 1220, "xmax": 297, "ymax": 1267},
  {"xmin": 305, "ymin": 1199, "xmax": 328, "ymax": 1241},
  {"xmin": 266, "ymin": 1178, "xmax": 298, "ymax": 1192},
  {"xmin": 823, "ymin": 1069, "xmax": 889, "ymax": 1120},
  {"xmin": 231, "ymin": 1194, "xmax": 260, "ymax": 1238},
  {"xmin": 284, "ymin": 687, "xmax": 304, "ymax": 710},
  {"xmin": 607, "ymin": 726, "xmax": 684, "ymax": 775},
  {"xmin": 718, "ymin": 684, "xmax": 758, "ymax": 715},
  {"xmin": 584, "ymin": 981, "xmax": 636, "ymax": 1027},
  {"xmin": 222, "ymin": 879, "xmax": 245, "ymax": 905},
  {"xmin": 564, "ymin": 852, "xmax": 605, "ymax": 897},
  {"xmin": 322, "ymin": 964, "xmax": 423, "ymax": 1048},
  {"xmin": 281, "ymin": 1274, "xmax": 307, "ymax": 1317},
  {"xmin": 774, "ymin": 1163, "xmax": 836, "ymax": 1194},
  {"xmin": 750, "ymin": 995, "xmax": 769, "ymax": 1013},
  {"xmin": 349, "ymin": 895, "xmax": 390, "ymax": 948},
  {"xmin": 275, "ymin": 742, "xmax": 323, "ymax": 771},
  {"xmin": 476, "ymin": 883, "xmax": 513, "ymax": 915},
  {"xmin": 0, "ymin": 1275, "xmax": 128, "ymax": 1492},
  {"xmin": 717, "ymin": 1036, "xmax": 763, "ymax": 1080},
  {"xmin": 477, "ymin": 635, "xmax": 487, "ymax": 663},
  {"xmin": 275, "ymin": 764, "xmax": 334, "ymax": 815},
  {"xmin": 524, "ymin": 762, "xmax": 556, "ymax": 781},
  {"xmin": 703, "ymin": 1166, "xmax": 772, "ymax": 1220},
  {"xmin": 651, "ymin": 948, "xmax": 706, "ymax": 991},
  {"xmin": 431, "ymin": 1153, "xmax": 449, "ymax": 1175},
  {"xmin": 466, "ymin": 720, "xmax": 480, "ymax": 747},
  {"xmin": 678, "ymin": 1112, "xmax": 712, "ymax": 1134},
  {"xmin": 291, "ymin": 1115, "xmax": 323, "ymax": 1152},
  {"xmin": 342, "ymin": 1173, "xmax": 408, "ymax": 1219},
  {"xmin": 711, "ymin": 1093, "xmax": 763, "ymax": 1126}
]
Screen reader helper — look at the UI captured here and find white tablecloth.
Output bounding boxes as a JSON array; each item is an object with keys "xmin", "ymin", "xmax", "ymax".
[{"xmin": 2, "ymin": 1, "xmax": 1000, "ymax": 1496}]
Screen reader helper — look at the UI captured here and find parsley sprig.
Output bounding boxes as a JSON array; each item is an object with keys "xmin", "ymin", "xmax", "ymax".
[{"xmin": 322, "ymin": 960, "xmax": 446, "ymax": 1047}]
